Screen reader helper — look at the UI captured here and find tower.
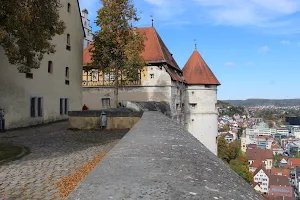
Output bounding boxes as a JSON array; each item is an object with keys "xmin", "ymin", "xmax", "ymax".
[
  {"xmin": 241, "ymin": 132, "xmax": 246, "ymax": 153},
  {"xmin": 182, "ymin": 49, "xmax": 220, "ymax": 155},
  {"xmin": 81, "ymin": 9, "xmax": 93, "ymax": 49}
]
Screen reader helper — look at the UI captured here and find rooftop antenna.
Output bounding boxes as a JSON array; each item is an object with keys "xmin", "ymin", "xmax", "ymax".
[
  {"xmin": 151, "ymin": 15, "xmax": 154, "ymax": 27},
  {"xmin": 194, "ymin": 39, "xmax": 197, "ymax": 50}
]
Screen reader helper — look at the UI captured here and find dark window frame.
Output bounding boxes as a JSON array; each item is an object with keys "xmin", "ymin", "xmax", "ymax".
[{"xmin": 48, "ymin": 61, "xmax": 53, "ymax": 73}]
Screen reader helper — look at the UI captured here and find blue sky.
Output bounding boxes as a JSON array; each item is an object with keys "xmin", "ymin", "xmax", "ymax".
[{"xmin": 78, "ymin": 0, "xmax": 300, "ymax": 100}]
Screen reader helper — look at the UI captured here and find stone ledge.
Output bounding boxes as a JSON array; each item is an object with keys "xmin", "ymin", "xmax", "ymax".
[{"xmin": 68, "ymin": 112, "xmax": 264, "ymax": 200}]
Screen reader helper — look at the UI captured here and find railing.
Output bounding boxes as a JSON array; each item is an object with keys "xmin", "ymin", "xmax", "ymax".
[{"xmin": 82, "ymin": 80, "xmax": 142, "ymax": 87}]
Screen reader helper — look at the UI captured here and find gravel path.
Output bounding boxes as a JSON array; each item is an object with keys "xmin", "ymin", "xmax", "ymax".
[{"xmin": 0, "ymin": 121, "xmax": 127, "ymax": 200}]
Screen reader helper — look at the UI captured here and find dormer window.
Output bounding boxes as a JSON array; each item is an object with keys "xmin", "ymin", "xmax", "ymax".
[{"xmin": 67, "ymin": 3, "xmax": 71, "ymax": 13}]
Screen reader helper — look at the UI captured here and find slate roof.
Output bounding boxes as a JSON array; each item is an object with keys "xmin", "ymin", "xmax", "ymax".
[{"xmin": 182, "ymin": 50, "xmax": 220, "ymax": 85}]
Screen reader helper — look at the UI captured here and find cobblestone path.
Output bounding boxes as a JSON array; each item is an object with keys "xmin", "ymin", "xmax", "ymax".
[{"xmin": 0, "ymin": 122, "xmax": 127, "ymax": 200}]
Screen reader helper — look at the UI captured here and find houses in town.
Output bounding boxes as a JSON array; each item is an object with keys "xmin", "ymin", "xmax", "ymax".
[{"xmin": 0, "ymin": 0, "xmax": 85, "ymax": 129}]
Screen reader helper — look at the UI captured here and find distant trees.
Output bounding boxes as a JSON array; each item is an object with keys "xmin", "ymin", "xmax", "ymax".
[
  {"xmin": 274, "ymin": 153, "xmax": 282, "ymax": 168},
  {"xmin": 217, "ymin": 136, "xmax": 253, "ymax": 183},
  {"xmin": 219, "ymin": 125, "xmax": 230, "ymax": 132}
]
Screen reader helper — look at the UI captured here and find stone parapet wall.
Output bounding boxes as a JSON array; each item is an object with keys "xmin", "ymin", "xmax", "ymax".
[
  {"xmin": 68, "ymin": 108, "xmax": 143, "ymax": 130},
  {"xmin": 69, "ymin": 112, "xmax": 264, "ymax": 200}
]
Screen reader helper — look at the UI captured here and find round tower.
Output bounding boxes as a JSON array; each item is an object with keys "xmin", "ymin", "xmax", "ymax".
[{"xmin": 182, "ymin": 49, "xmax": 220, "ymax": 155}]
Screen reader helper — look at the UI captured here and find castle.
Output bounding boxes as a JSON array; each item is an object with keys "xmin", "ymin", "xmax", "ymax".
[{"xmin": 82, "ymin": 26, "xmax": 220, "ymax": 155}]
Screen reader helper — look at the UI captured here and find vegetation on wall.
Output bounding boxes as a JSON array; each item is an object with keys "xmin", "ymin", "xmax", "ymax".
[
  {"xmin": 0, "ymin": 0, "xmax": 65, "ymax": 72},
  {"xmin": 92, "ymin": 0, "xmax": 145, "ymax": 107},
  {"xmin": 218, "ymin": 135, "xmax": 253, "ymax": 183}
]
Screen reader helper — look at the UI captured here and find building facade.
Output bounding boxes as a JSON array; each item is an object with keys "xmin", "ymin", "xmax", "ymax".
[
  {"xmin": 0, "ymin": 0, "xmax": 85, "ymax": 129},
  {"xmin": 82, "ymin": 27, "xmax": 220, "ymax": 155},
  {"xmin": 81, "ymin": 9, "xmax": 93, "ymax": 49}
]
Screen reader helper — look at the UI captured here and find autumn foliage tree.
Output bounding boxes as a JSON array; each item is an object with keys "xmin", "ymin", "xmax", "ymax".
[
  {"xmin": 92, "ymin": 0, "xmax": 145, "ymax": 107},
  {"xmin": 0, "ymin": 0, "xmax": 65, "ymax": 72},
  {"xmin": 217, "ymin": 135, "xmax": 253, "ymax": 183}
]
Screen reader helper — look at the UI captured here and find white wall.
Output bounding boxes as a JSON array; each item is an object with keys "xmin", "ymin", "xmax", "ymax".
[
  {"xmin": 184, "ymin": 84, "xmax": 218, "ymax": 155},
  {"xmin": 0, "ymin": 0, "xmax": 84, "ymax": 129}
]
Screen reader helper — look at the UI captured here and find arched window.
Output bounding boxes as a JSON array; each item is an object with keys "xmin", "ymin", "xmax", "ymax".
[
  {"xmin": 65, "ymin": 67, "xmax": 69, "ymax": 78},
  {"xmin": 48, "ymin": 61, "xmax": 53, "ymax": 73},
  {"xmin": 67, "ymin": 3, "xmax": 71, "ymax": 12}
]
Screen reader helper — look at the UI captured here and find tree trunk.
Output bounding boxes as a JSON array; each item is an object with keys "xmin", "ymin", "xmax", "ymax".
[{"xmin": 114, "ymin": 69, "xmax": 119, "ymax": 108}]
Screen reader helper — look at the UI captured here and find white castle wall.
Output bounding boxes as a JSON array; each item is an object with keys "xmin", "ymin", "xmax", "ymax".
[{"xmin": 184, "ymin": 85, "xmax": 218, "ymax": 155}]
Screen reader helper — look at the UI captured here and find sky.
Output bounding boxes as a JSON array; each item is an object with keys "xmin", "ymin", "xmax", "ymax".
[{"xmin": 78, "ymin": 0, "xmax": 300, "ymax": 100}]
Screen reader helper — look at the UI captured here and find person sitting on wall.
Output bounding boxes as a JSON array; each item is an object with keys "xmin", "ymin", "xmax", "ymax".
[{"xmin": 82, "ymin": 104, "xmax": 89, "ymax": 111}]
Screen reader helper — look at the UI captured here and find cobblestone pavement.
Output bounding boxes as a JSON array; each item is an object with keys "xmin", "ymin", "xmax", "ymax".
[{"xmin": 0, "ymin": 122, "xmax": 128, "ymax": 200}]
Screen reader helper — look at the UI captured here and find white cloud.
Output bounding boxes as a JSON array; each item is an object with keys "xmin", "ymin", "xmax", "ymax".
[
  {"xmin": 259, "ymin": 45, "xmax": 270, "ymax": 53},
  {"xmin": 225, "ymin": 62, "xmax": 235, "ymax": 67},
  {"xmin": 281, "ymin": 40, "xmax": 291, "ymax": 45},
  {"xmin": 193, "ymin": 0, "xmax": 300, "ymax": 27}
]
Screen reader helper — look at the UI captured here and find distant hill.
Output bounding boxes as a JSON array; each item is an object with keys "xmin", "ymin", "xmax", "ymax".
[{"xmin": 222, "ymin": 99, "xmax": 300, "ymax": 107}]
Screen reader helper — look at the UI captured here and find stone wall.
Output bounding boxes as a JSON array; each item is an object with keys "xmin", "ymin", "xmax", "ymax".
[
  {"xmin": 69, "ymin": 111, "xmax": 264, "ymax": 200},
  {"xmin": 68, "ymin": 108, "xmax": 143, "ymax": 130}
]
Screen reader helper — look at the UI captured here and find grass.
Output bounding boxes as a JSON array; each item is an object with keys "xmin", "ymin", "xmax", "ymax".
[{"xmin": 0, "ymin": 142, "xmax": 29, "ymax": 163}]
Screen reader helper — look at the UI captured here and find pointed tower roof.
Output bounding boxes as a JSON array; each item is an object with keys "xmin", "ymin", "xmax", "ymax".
[{"xmin": 182, "ymin": 50, "xmax": 220, "ymax": 85}]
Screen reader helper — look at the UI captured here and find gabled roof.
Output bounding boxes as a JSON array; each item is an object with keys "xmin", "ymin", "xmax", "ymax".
[
  {"xmin": 182, "ymin": 50, "xmax": 220, "ymax": 85},
  {"xmin": 269, "ymin": 175, "xmax": 289, "ymax": 186},
  {"xmin": 246, "ymin": 149, "xmax": 274, "ymax": 160},
  {"xmin": 251, "ymin": 160, "xmax": 265, "ymax": 168},
  {"xmin": 253, "ymin": 165, "xmax": 270, "ymax": 177},
  {"xmin": 137, "ymin": 27, "xmax": 181, "ymax": 71},
  {"xmin": 82, "ymin": 27, "xmax": 180, "ymax": 71},
  {"xmin": 271, "ymin": 168, "xmax": 290, "ymax": 177},
  {"xmin": 288, "ymin": 158, "xmax": 300, "ymax": 167}
]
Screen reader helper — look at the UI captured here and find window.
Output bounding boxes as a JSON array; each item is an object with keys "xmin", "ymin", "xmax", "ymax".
[
  {"xmin": 37, "ymin": 97, "xmax": 43, "ymax": 117},
  {"xmin": 189, "ymin": 103, "xmax": 197, "ymax": 109},
  {"xmin": 66, "ymin": 34, "xmax": 71, "ymax": 50},
  {"xmin": 176, "ymin": 104, "xmax": 179, "ymax": 110},
  {"xmin": 65, "ymin": 80, "xmax": 70, "ymax": 85},
  {"xmin": 26, "ymin": 73, "xmax": 33, "ymax": 79},
  {"xmin": 150, "ymin": 74, "xmax": 154, "ymax": 79},
  {"xmin": 205, "ymin": 85, "xmax": 210, "ymax": 88},
  {"xmin": 65, "ymin": 67, "xmax": 69, "ymax": 78},
  {"xmin": 30, "ymin": 97, "xmax": 43, "ymax": 117},
  {"xmin": 64, "ymin": 98, "xmax": 68, "ymax": 115},
  {"xmin": 48, "ymin": 61, "xmax": 53, "ymax": 73},
  {"xmin": 60, "ymin": 98, "xmax": 69, "ymax": 115},
  {"xmin": 60, "ymin": 98, "xmax": 63, "ymax": 115},
  {"xmin": 30, "ymin": 97, "xmax": 36, "ymax": 117},
  {"xmin": 102, "ymin": 98, "xmax": 111, "ymax": 108},
  {"xmin": 67, "ymin": 3, "xmax": 71, "ymax": 12}
]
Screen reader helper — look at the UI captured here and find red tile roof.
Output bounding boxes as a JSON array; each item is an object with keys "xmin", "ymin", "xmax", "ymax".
[
  {"xmin": 182, "ymin": 50, "xmax": 220, "ymax": 85},
  {"xmin": 288, "ymin": 158, "xmax": 300, "ymax": 167},
  {"xmin": 246, "ymin": 149, "xmax": 274, "ymax": 160},
  {"xmin": 253, "ymin": 164, "xmax": 270, "ymax": 177},
  {"xmin": 82, "ymin": 27, "xmax": 181, "ymax": 71},
  {"xmin": 138, "ymin": 27, "xmax": 180, "ymax": 71},
  {"xmin": 269, "ymin": 175, "xmax": 290, "ymax": 186},
  {"xmin": 251, "ymin": 160, "xmax": 265, "ymax": 168},
  {"xmin": 271, "ymin": 168, "xmax": 290, "ymax": 177}
]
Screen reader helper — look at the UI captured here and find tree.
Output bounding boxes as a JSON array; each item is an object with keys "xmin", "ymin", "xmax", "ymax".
[
  {"xmin": 217, "ymin": 135, "xmax": 229, "ymax": 162},
  {"xmin": 92, "ymin": 0, "xmax": 145, "ymax": 107},
  {"xmin": 229, "ymin": 159, "xmax": 253, "ymax": 183},
  {"xmin": 0, "ymin": 0, "xmax": 65, "ymax": 72},
  {"xmin": 268, "ymin": 121, "xmax": 274, "ymax": 128}
]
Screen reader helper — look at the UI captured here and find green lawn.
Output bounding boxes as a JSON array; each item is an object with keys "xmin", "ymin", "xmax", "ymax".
[{"xmin": 0, "ymin": 143, "xmax": 24, "ymax": 162}]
